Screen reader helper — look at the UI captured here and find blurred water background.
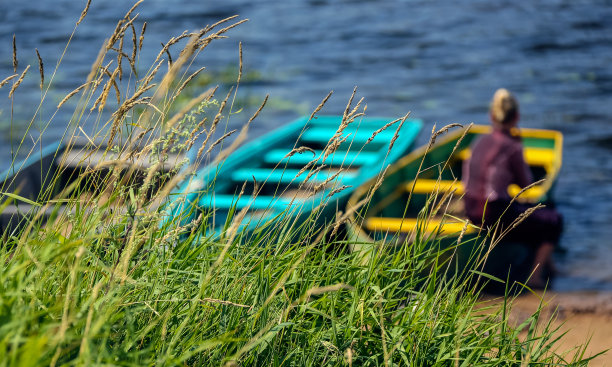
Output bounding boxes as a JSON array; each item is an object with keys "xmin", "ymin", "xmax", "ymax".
[{"xmin": 1, "ymin": 0, "xmax": 611, "ymax": 290}]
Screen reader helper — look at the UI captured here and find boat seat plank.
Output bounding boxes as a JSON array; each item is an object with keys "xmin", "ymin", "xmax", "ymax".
[
  {"xmin": 263, "ymin": 149, "xmax": 378, "ymax": 166},
  {"xmin": 364, "ymin": 217, "xmax": 476, "ymax": 235},
  {"xmin": 405, "ymin": 178, "xmax": 545, "ymax": 201},
  {"xmin": 199, "ymin": 194, "xmax": 295, "ymax": 210},
  {"xmin": 58, "ymin": 149, "xmax": 182, "ymax": 172},
  {"xmin": 507, "ymin": 184, "xmax": 545, "ymax": 200},
  {"xmin": 300, "ymin": 128, "xmax": 396, "ymax": 144},
  {"xmin": 455, "ymin": 147, "xmax": 556, "ymax": 167},
  {"xmin": 405, "ymin": 179, "xmax": 464, "ymax": 195},
  {"xmin": 231, "ymin": 168, "xmax": 356, "ymax": 185}
]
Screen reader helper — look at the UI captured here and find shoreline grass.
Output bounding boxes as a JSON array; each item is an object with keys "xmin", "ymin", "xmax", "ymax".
[{"xmin": 0, "ymin": 2, "xmax": 594, "ymax": 365}]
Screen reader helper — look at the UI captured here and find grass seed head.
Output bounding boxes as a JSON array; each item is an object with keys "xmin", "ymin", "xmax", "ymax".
[{"xmin": 8, "ymin": 64, "xmax": 29, "ymax": 99}]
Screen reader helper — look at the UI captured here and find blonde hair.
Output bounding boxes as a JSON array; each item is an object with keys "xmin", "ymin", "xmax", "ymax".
[{"xmin": 490, "ymin": 88, "xmax": 518, "ymax": 125}]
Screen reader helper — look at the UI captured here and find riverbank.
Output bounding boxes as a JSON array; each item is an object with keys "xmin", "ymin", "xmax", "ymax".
[{"xmin": 482, "ymin": 291, "xmax": 612, "ymax": 366}]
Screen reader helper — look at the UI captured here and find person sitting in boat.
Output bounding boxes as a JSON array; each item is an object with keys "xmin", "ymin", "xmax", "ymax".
[{"xmin": 462, "ymin": 88, "xmax": 563, "ymax": 289}]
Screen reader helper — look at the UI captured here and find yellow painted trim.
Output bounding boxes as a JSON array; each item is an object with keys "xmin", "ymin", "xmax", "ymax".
[
  {"xmin": 507, "ymin": 184, "xmax": 545, "ymax": 200},
  {"xmin": 457, "ymin": 147, "xmax": 556, "ymax": 167},
  {"xmin": 405, "ymin": 179, "xmax": 464, "ymax": 196},
  {"xmin": 364, "ymin": 217, "xmax": 477, "ymax": 235}
]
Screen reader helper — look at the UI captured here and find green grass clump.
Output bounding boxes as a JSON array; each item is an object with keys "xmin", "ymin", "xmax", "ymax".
[
  {"xmin": 0, "ymin": 200, "xmax": 592, "ymax": 366},
  {"xmin": 0, "ymin": 1, "xmax": 592, "ymax": 366}
]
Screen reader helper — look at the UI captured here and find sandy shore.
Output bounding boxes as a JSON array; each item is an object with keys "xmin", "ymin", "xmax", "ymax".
[{"xmin": 482, "ymin": 291, "xmax": 612, "ymax": 366}]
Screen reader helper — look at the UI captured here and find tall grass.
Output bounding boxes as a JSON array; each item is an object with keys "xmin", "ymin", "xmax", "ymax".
[{"xmin": 0, "ymin": 2, "xmax": 593, "ymax": 366}]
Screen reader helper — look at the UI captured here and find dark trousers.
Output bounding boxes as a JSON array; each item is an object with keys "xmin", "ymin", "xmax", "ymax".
[{"xmin": 466, "ymin": 199, "xmax": 563, "ymax": 247}]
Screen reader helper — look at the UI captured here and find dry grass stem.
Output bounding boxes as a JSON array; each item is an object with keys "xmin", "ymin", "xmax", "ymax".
[
  {"xmin": 118, "ymin": 17, "xmax": 138, "ymax": 44},
  {"xmin": 196, "ymin": 88, "xmax": 232, "ymax": 160},
  {"xmin": 107, "ymin": 15, "xmax": 137, "ymax": 54},
  {"xmin": 139, "ymin": 22, "xmax": 147, "ymax": 50},
  {"xmin": 166, "ymin": 86, "xmax": 216, "ymax": 129},
  {"xmin": 8, "ymin": 65, "xmax": 30, "ymax": 99},
  {"xmin": 153, "ymin": 31, "xmax": 190, "ymax": 65},
  {"xmin": 77, "ymin": 0, "xmax": 92, "ymax": 25},
  {"xmin": 171, "ymin": 66, "xmax": 206, "ymax": 103},
  {"xmin": 162, "ymin": 43, "xmax": 173, "ymax": 67},
  {"xmin": 309, "ymin": 91, "xmax": 333, "ymax": 121},
  {"xmin": 199, "ymin": 298, "xmax": 251, "ymax": 309},
  {"xmin": 302, "ymin": 164, "xmax": 327, "ymax": 183},
  {"xmin": 486, "ymin": 201, "xmax": 545, "ymax": 253},
  {"xmin": 117, "ymin": 36, "xmax": 125, "ymax": 81},
  {"xmin": 457, "ymin": 219, "xmax": 469, "ymax": 245},
  {"xmin": 92, "ymin": 67, "xmax": 119, "ymax": 112},
  {"xmin": 509, "ymin": 178, "xmax": 547, "ymax": 206},
  {"xmin": 284, "ymin": 146, "xmax": 315, "ymax": 159},
  {"xmin": 35, "ymin": 49, "xmax": 44, "ymax": 91},
  {"xmin": 441, "ymin": 123, "xmax": 471, "ymax": 173},
  {"xmin": 0, "ymin": 74, "xmax": 18, "ymax": 90},
  {"xmin": 312, "ymin": 169, "xmax": 344, "ymax": 195},
  {"xmin": 12, "ymin": 35, "xmax": 17, "ymax": 73},
  {"xmin": 57, "ymin": 82, "xmax": 91, "ymax": 109},
  {"xmin": 103, "ymin": 68, "xmax": 122, "ymax": 106},
  {"xmin": 302, "ymin": 284, "xmax": 354, "ymax": 304},
  {"xmin": 343, "ymin": 87, "xmax": 358, "ymax": 120},
  {"xmin": 185, "ymin": 118, "xmax": 208, "ymax": 151},
  {"xmin": 346, "ymin": 100, "xmax": 365, "ymax": 123},
  {"xmin": 237, "ymin": 42, "xmax": 243, "ymax": 84},
  {"xmin": 499, "ymin": 204, "xmax": 544, "ymax": 245},
  {"xmin": 214, "ymin": 95, "xmax": 268, "ymax": 164},
  {"xmin": 243, "ymin": 94, "xmax": 268, "ymax": 126},
  {"xmin": 107, "ymin": 19, "xmax": 125, "ymax": 51},
  {"xmin": 154, "ymin": 35, "xmax": 200, "ymax": 104},
  {"xmin": 204, "ymin": 129, "xmax": 237, "ymax": 156},
  {"xmin": 326, "ymin": 185, "xmax": 352, "ymax": 199},
  {"xmin": 141, "ymin": 59, "xmax": 164, "ymax": 89},
  {"xmin": 205, "ymin": 15, "xmax": 240, "ymax": 34},
  {"xmin": 196, "ymin": 19, "xmax": 248, "ymax": 50},
  {"xmin": 112, "ymin": 83, "xmax": 156, "ymax": 122},
  {"xmin": 323, "ymin": 134, "xmax": 350, "ymax": 162},
  {"xmin": 387, "ymin": 113, "xmax": 411, "ymax": 153},
  {"xmin": 86, "ymin": 41, "xmax": 108, "ymax": 84},
  {"xmin": 431, "ymin": 123, "xmax": 463, "ymax": 144},
  {"xmin": 123, "ymin": 0, "xmax": 144, "ymax": 21},
  {"xmin": 366, "ymin": 117, "xmax": 401, "ymax": 145},
  {"xmin": 295, "ymin": 160, "xmax": 316, "ymax": 179},
  {"xmin": 98, "ymin": 60, "xmax": 115, "ymax": 79}
]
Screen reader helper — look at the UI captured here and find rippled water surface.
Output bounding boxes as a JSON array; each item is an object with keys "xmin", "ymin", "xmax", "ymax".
[{"xmin": 1, "ymin": 0, "xmax": 611, "ymax": 290}]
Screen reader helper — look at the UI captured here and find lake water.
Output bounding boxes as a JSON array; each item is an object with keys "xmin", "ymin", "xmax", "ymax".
[{"xmin": 1, "ymin": 0, "xmax": 611, "ymax": 290}]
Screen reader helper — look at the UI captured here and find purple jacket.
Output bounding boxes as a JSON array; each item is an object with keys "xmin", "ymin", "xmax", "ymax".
[{"xmin": 462, "ymin": 128, "xmax": 533, "ymax": 220}]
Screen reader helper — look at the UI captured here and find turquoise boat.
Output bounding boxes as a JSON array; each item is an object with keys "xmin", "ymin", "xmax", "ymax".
[
  {"xmin": 165, "ymin": 115, "xmax": 423, "ymax": 236},
  {"xmin": 0, "ymin": 138, "xmax": 183, "ymax": 234}
]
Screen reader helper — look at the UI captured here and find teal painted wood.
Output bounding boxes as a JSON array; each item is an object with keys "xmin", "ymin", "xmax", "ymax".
[
  {"xmin": 263, "ymin": 149, "xmax": 378, "ymax": 166},
  {"xmin": 164, "ymin": 115, "xmax": 423, "ymax": 236},
  {"xmin": 231, "ymin": 168, "xmax": 358, "ymax": 185},
  {"xmin": 301, "ymin": 128, "xmax": 396, "ymax": 144},
  {"xmin": 199, "ymin": 195, "xmax": 295, "ymax": 210}
]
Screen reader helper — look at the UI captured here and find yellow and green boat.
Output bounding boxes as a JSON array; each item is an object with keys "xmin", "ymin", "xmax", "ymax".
[{"xmin": 345, "ymin": 124, "xmax": 563, "ymax": 287}]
